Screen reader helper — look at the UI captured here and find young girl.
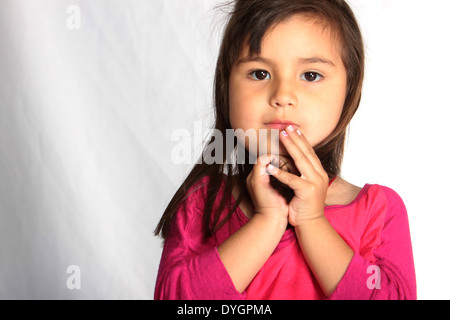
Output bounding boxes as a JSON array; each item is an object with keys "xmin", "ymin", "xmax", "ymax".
[{"xmin": 154, "ymin": 0, "xmax": 416, "ymax": 300}]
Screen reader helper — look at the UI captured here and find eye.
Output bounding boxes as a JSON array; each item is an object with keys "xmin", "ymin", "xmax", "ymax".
[
  {"xmin": 301, "ymin": 72, "xmax": 323, "ymax": 82},
  {"xmin": 249, "ymin": 70, "xmax": 271, "ymax": 81}
]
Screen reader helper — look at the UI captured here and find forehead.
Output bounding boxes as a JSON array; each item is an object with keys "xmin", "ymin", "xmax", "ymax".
[{"xmin": 239, "ymin": 14, "xmax": 343, "ymax": 64}]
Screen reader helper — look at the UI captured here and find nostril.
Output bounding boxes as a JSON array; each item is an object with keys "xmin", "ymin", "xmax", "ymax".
[{"xmin": 271, "ymin": 97, "xmax": 296, "ymax": 109}]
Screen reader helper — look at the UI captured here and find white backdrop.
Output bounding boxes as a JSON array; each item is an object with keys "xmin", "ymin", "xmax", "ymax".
[{"xmin": 0, "ymin": 0, "xmax": 449, "ymax": 299}]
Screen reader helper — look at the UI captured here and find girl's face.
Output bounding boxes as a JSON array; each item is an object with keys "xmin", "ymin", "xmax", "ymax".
[{"xmin": 229, "ymin": 14, "xmax": 347, "ymax": 158}]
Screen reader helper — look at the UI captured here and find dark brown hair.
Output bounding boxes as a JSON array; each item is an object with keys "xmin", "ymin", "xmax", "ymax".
[{"xmin": 155, "ymin": 0, "xmax": 365, "ymax": 240}]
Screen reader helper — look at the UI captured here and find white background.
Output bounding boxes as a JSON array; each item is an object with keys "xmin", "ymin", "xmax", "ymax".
[{"xmin": 0, "ymin": 0, "xmax": 449, "ymax": 299}]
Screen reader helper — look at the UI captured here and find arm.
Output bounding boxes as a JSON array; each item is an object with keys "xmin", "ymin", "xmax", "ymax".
[
  {"xmin": 217, "ymin": 212, "xmax": 287, "ymax": 293},
  {"xmin": 218, "ymin": 155, "xmax": 289, "ymax": 293},
  {"xmin": 155, "ymin": 163, "xmax": 289, "ymax": 299},
  {"xmin": 328, "ymin": 187, "xmax": 417, "ymax": 300},
  {"xmin": 269, "ymin": 127, "xmax": 416, "ymax": 299},
  {"xmin": 294, "ymin": 216, "xmax": 354, "ymax": 297},
  {"xmin": 267, "ymin": 126, "xmax": 354, "ymax": 296},
  {"xmin": 154, "ymin": 182, "xmax": 246, "ymax": 300}
]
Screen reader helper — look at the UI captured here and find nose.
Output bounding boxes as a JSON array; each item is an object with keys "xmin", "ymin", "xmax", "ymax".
[{"xmin": 269, "ymin": 79, "xmax": 298, "ymax": 108}]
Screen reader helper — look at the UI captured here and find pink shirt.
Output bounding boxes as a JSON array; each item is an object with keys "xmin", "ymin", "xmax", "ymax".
[{"xmin": 154, "ymin": 177, "xmax": 416, "ymax": 300}]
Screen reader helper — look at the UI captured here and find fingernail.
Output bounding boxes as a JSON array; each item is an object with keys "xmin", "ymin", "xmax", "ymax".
[
  {"xmin": 281, "ymin": 130, "xmax": 288, "ymax": 137},
  {"xmin": 271, "ymin": 159, "xmax": 280, "ymax": 167},
  {"xmin": 296, "ymin": 129, "xmax": 302, "ymax": 136},
  {"xmin": 287, "ymin": 125, "xmax": 295, "ymax": 132},
  {"xmin": 267, "ymin": 164, "xmax": 278, "ymax": 174}
]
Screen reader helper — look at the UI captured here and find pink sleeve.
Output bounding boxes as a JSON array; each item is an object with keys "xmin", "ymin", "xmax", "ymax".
[
  {"xmin": 329, "ymin": 186, "xmax": 417, "ymax": 300},
  {"xmin": 154, "ymin": 185, "xmax": 245, "ymax": 300}
]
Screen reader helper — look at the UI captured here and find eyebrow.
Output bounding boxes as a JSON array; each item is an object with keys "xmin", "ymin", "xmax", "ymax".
[
  {"xmin": 298, "ymin": 57, "xmax": 336, "ymax": 67},
  {"xmin": 237, "ymin": 56, "xmax": 336, "ymax": 67}
]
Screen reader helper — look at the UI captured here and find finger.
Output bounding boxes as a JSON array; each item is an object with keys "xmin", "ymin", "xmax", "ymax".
[
  {"xmin": 246, "ymin": 156, "xmax": 281, "ymax": 200},
  {"xmin": 267, "ymin": 162, "xmax": 305, "ymax": 191},
  {"xmin": 255, "ymin": 154, "xmax": 280, "ymax": 176},
  {"xmin": 248, "ymin": 155, "xmax": 281, "ymax": 198},
  {"xmin": 282, "ymin": 126, "xmax": 326, "ymax": 176},
  {"xmin": 280, "ymin": 129, "xmax": 316, "ymax": 178}
]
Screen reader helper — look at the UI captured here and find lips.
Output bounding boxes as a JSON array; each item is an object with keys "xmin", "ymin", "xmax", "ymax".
[{"xmin": 264, "ymin": 120, "xmax": 299, "ymax": 130}]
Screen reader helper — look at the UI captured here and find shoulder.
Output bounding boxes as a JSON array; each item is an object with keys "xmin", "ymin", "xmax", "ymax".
[
  {"xmin": 351, "ymin": 182, "xmax": 409, "ymax": 230},
  {"xmin": 182, "ymin": 176, "xmax": 212, "ymax": 210},
  {"xmin": 375, "ymin": 185, "xmax": 406, "ymax": 207},
  {"xmin": 363, "ymin": 183, "xmax": 407, "ymax": 214},
  {"xmin": 181, "ymin": 174, "xmax": 231, "ymax": 213},
  {"xmin": 186, "ymin": 176, "xmax": 211, "ymax": 197},
  {"xmin": 339, "ymin": 181, "xmax": 410, "ymax": 260},
  {"xmin": 167, "ymin": 176, "xmax": 212, "ymax": 237},
  {"xmin": 367, "ymin": 184, "xmax": 409, "ymax": 224}
]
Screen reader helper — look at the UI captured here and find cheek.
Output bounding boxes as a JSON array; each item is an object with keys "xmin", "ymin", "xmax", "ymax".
[
  {"xmin": 323, "ymin": 97, "xmax": 345, "ymax": 132},
  {"xmin": 229, "ymin": 82, "xmax": 258, "ymax": 130},
  {"xmin": 228, "ymin": 92, "xmax": 243, "ymax": 130},
  {"xmin": 322, "ymin": 79, "xmax": 347, "ymax": 126},
  {"xmin": 306, "ymin": 90, "xmax": 345, "ymax": 147},
  {"xmin": 228, "ymin": 77, "xmax": 243, "ymax": 129}
]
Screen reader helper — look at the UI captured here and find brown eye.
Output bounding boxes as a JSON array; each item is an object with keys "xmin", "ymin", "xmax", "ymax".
[
  {"xmin": 301, "ymin": 72, "xmax": 323, "ymax": 82},
  {"xmin": 250, "ymin": 70, "xmax": 270, "ymax": 80}
]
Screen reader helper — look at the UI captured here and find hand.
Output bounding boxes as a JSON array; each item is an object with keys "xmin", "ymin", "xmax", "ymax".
[
  {"xmin": 277, "ymin": 155, "xmax": 300, "ymax": 176},
  {"xmin": 267, "ymin": 126, "xmax": 330, "ymax": 228},
  {"xmin": 246, "ymin": 154, "xmax": 289, "ymax": 225}
]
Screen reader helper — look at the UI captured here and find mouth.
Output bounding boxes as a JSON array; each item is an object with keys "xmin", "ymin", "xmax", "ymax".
[{"xmin": 264, "ymin": 120, "xmax": 299, "ymax": 130}]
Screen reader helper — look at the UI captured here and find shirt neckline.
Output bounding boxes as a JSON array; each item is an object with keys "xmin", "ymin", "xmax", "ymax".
[{"xmin": 324, "ymin": 183, "xmax": 371, "ymax": 210}]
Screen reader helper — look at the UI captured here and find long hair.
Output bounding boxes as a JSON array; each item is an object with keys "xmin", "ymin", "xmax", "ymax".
[{"xmin": 154, "ymin": 0, "xmax": 365, "ymax": 240}]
